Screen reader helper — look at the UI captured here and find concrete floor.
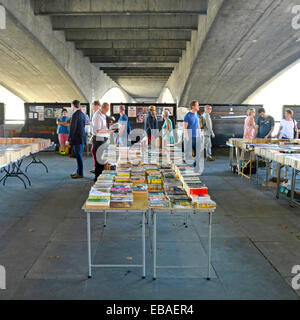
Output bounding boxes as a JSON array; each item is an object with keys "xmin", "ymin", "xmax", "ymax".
[{"xmin": 0, "ymin": 151, "xmax": 299, "ymax": 300}]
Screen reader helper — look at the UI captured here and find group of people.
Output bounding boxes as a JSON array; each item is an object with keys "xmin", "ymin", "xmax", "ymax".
[
  {"xmin": 61, "ymin": 100, "xmax": 298, "ymax": 181},
  {"xmin": 243, "ymin": 107, "xmax": 299, "ymax": 140},
  {"xmin": 65, "ymin": 100, "xmax": 133, "ymax": 180}
]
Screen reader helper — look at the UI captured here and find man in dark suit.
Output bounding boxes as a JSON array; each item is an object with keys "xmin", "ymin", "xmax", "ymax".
[{"xmin": 67, "ymin": 100, "xmax": 86, "ymax": 179}]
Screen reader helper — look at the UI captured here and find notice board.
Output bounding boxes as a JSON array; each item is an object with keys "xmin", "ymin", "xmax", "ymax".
[
  {"xmin": 283, "ymin": 105, "xmax": 300, "ymax": 123},
  {"xmin": 21, "ymin": 102, "xmax": 90, "ymax": 143},
  {"xmin": 110, "ymin": 103, "xmax": 177, "ymax": 141},
  {"xmin": 198, "ymin": 104, "xmax": 263, "ymax": 147}
]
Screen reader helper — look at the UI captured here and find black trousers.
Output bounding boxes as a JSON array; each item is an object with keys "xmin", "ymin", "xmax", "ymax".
[{"xmin": 93, "ymin": 136, "xmax": 108, "ymax": 182}]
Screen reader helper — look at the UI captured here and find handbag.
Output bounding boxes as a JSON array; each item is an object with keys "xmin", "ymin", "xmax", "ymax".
[{"xmin": 293, "ymin": 119, "xmax": 298, "ymax": 138}]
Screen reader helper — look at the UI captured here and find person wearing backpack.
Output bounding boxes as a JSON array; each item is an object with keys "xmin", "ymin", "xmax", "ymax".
[
  {"xmin": 276, "ymin": 109, "xmax": 299, "ymax": 139},
  {"xmin": 200, "ymin": 105, "xmax": 215, "ymax": 161}
]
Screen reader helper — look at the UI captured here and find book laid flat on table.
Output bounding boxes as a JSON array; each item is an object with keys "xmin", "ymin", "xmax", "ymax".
[
  {"xmin": 166, "ymin": 194, "xmax": 191, "ymax": 201},
  {"xmin": 131, "ymin": 184, "xmax": 148, "ymax": 193},
  {"xmin": 171, "ymin": 200, "xmax": 193, "ymax": 209},
  {"xmin": 87, "ymin": 196, "xmax": 110, "ymax": 207},
  {"xmin": 148, "ymin": 198, "xmax": 170, "ymax": 208}
]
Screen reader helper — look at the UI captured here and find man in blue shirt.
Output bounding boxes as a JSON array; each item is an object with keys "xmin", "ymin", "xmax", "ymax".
[
  {"xmin": 67, "ymin": 100, "xmax": 86, "ymax": 179},
  {"xmin": 255, "ymin": 108, "xmax": 275, "ymax": 139},
  {"xmin": 184, "ymin": 101, "xmax": 201, "ymax": 168},
  {"xmin": 116, "ymin": 105, "xmax": 131, "ymax": 146},
  {"xmin": 144, "ymin": 105, "xmax": 159, "ymax": 144}
]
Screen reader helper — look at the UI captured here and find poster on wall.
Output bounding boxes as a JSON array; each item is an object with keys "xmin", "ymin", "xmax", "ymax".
[
  {"xmin": 113, "ymin": 105, "xmax": 120, "ymax": 114},
  {"xmin": 136, "ymin": 107, "xmax": 145, "ymax": 123},
  {"xmin": 34, "ymin": 113, "xmax": 38, "ymax": 119},
  {"xmin": 156, "ymin": 107, "xmax": 163, "ymax": 122},
  {"xmin": 29, "ymin": 106, "xmax": 36, "ymax": 112},
  {"xmin": 28, "ymin": 112, "xmax": 34, "ymax": 119},
  {"xmin": 54, "ymin": 108, "xmax": 62, "ymax": 118},
  {"xmin": 38, "ymin": 112, "xmax": 44, "ymax": 121},
  {"xmin": 35, "ymin": 106, "xmax": 44, "ymax": 113},
  {"xmin": 66, "ymin": 107, "xmax": 73, "ymax": 118},
  {"xmin": 163, "ymin": 106, "xmax": 174, "ymax": 116},
  {"xmin": 128, "ymin": 106, "xmax": 136, "ymax": 117},
  {"xmin": 44, "ymin": 108, "xmax": 54, "ymax": 118}
]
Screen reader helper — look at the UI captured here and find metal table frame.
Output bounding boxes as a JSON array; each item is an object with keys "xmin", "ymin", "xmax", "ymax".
[
  {"xmin": 25, "ymin": 151, "xmax": 49, "ymax": 173},
  {"xmin": 84, "ymin": 209, "xmax": 147, "ymax": 279},
  {"xmin": 275, "ymin": 163, "xmax": 300, "ymax": 208},
  {"xmin": 0, "ymin": 157, "xmax": 31, "ymax": 188},
  {"xmin": 151, "ymin": 208, "xmax": 214, "ymax": 280}
]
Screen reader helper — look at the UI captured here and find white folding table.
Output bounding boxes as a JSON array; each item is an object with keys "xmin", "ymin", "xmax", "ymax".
[{"xmin": 150, "ymin": 207, "xmax": 215, "ymax": 280}]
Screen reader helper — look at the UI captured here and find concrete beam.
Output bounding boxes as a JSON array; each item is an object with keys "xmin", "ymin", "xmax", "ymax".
[
  {"xmin": 95, "ymin": 63, "xmax": 177, "ymax": 68},
  {"xmin": 90, "ymin": 56, "xmax": 180, "ymax": 63},
  {"xmin": 102, "ymin": 68, "xmax": 173, "ymax": 73},
  {"xmin": 108, "ymin": 73, "xmax": 171, "ymax": 77},
  {"xmin": 52, "ymin": 15, "xmax": 198, "ymax": 30},
  {"xmin": 34, "ymin": 0, "xmax": 208, "ymax": 15},
  {"xmin": 75, "ymin": 40, "xmax": 187, "ymax": 50},
  {"xmin": 82, "ymin": 48, "xmax": 182, "ymax": 57},
  {"xmin": 111, "ymin": 76, "xmax": 170, "ymax": 80},
  {"xmin": 66, "ymin": 29, "xmax": 191, "ymax": 41}
]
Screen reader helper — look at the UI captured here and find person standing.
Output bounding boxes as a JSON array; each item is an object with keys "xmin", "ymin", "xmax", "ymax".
[
  {"xmin": 92, "ymin": 102, "xmax": 111, "ymax": 181},
  {"xmin": 243, "ymin": 108, "xmax": 256, "ymax": 139},
  {"xmin": 56, "ymin": 108, "xmax": 70, "ymax": 155},
  {"xmin": 184, "ymin": 101, "xmax": 201, "ymax": 167},
  {"xmin": 201, "ymin": 105, "xmax": 215, "ymax": 161},
  {"xmin": 68, "ymin": 100, "xmax": 86, "ymax": 179},
  {"xmin": 90, "ymin": 100, "xmax": 101, "ymax": 174},
  {"xmin": 242, "ymin": 108, "xmax": 256, "ymax": 161},
  {"xmin": 255, "ymin": 108, "xmax": 275, "ymax": 139},
  {"xmin": 277, "ymin": 109, "xmax": 299, "ymax": 139},
  {"xmin": 116, "ymin": 105, "xmax": 132, "ymax": 147},
  {"xmin": 144, "ymin": 105, "xmax": 159, "ymax": 144},
  {"xmin": 162, "ymin": 109, "xmax": 174, "ymax": 147}
]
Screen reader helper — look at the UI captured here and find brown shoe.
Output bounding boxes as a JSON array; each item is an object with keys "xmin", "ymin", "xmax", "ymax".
[
  {"xmin": 90, "ymin": 170, "xmax": 95, "ymax": 174},
  {"xmin": 71, "ymin": 173, "xmax": 83, "ymax": 179},
  {"xmin": 206, "ymin": 157, "xmax": 216, "ymax": 161}
]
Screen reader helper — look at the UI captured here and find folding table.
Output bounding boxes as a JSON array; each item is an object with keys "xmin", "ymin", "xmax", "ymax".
[
  {"xmin": 150, "ymin": 207, "xmax": 215, "ymax": 280},
  {"xmin": 82, "ymin": 193, "xmax": 148, "ymax": 279}
]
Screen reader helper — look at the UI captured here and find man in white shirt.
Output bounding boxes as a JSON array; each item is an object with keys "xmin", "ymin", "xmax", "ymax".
[
  {"xmin": 277, "ymin": 109, "xmax": 299, "ymax": 139},
  {"xmin": 201, "ymin": 105, "xmax": 215, "ymax": 161},
  {"xmin": 92, "ymin": 102, "xmax": 111, "ymax": 181}
]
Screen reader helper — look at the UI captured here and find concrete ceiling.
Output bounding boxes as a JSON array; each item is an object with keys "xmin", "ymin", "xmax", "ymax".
[
  {"xmin": 34, "ymin": 0, "xmax": 208, "ymax": 101},
  {"xmin": 179, "ymin": 0, "xmax": 300, "ymax": 106},
  {"xmin": 0, "ymin": 10, "xmax": 87, "ymax": 103}
]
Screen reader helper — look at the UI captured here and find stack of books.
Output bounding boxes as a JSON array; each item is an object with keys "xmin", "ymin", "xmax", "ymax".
[
  {"xmin": 131, "ymin": 184, "xmax": 148, "ymax": 193},
  {"xmin": 148, "ymin": 197, "xmax": 170, "ymax": 208},
  {"xmin": 131, "ymin": 167, "xmax": 146, "ymax": 184},
  {"xmin": 191, "ymin": 195, "xmax": 216, "ymax": 209},
  {"xmin": 110, "ymin": 184, "xmax": 133, "ymax": 208},
  {"xmin": 114, "ymin": 170, "xmax": 131, "ymax": 185},
  {"xmin": 87, "ymin": 190, "xmax": 110, "ymax": 207},
  {"xmin": 94, "ymin": 174, "xmax": 114, "ymax": 191}
]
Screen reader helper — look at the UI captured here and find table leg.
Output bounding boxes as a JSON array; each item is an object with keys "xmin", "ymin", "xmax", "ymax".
[
  {"xmin": 153, "ymin": 210, "xmax": 157, "ymax": 280},
  {"xmin": 265, "ymin": 159, "xmax": 269, "ymax": 186},
  {"xmin": 290, "ymin": 168, "xmax": 296, "ymax": 207},
  {"xmin": 229, "ymin": 146, "xmax": 233, "ymax": 168},
  {"xmin": 236, "ymin": 147, "xmax": 241, "ymax": 174},
  {"xmin": 142, "ymin": 211, "xmax": 146, "ymax": 279},
  {"xmin": 276, "ymin": 164, "xmax": 282, "ymax": 199},
  {"xmin": 104, "ymin": 212, "xmax": 107, "ymax": 227},
  {"xmin": 184, "ymin": 211, "xmax": 188, "ymax": 228},
  {"xmin": 87, "ymin": 212, "xmax": 92, "ymax": 279},
  {"xmin": 207, "ymin": 211, "xmax": 212, "ymax": 280},
  {"xmin": 256, "ymin": 156, "xmax": 258, "ymax": 185}
]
